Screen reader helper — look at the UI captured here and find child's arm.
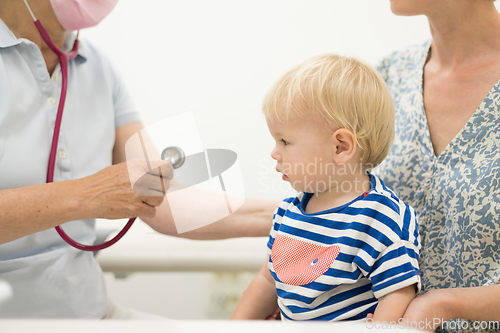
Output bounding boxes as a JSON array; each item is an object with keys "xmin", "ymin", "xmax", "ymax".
[
  {"xmin": 231, "ymin": 258, "xmax": 278, "ymax": 319},
  {"xmin": 371, "ymin": 284, "xmax": 416, "ymax": 322}
]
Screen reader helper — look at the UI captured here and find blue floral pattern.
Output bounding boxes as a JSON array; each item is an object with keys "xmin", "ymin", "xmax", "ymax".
[{"xmin": 373, "ymin": 40, "xmax": 500, "ymax": 333}]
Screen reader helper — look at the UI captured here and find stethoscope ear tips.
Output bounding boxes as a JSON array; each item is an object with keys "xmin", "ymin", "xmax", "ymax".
[{"xmin": 161, "ymin": 146, "xmax": 185, "ymax": 169}]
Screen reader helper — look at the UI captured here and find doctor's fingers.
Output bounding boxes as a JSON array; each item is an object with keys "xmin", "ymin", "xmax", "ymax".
[
  {"xmin": 146, "ymin": 161, "xmax": 174, "ymax": 180},
  {"xmin": 141, "ymin": 195, "xmax": 164, "ymax": 208},
  {"xmin": 133, "ymin": 200, "xmax": 159, "ymax": 219},
  {"xmin": 133, "ymin": 173, "xmax": 170, "ymax": 196}
]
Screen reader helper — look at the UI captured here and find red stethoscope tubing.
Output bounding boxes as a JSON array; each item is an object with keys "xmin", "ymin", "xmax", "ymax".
[{"xmin": 35, "ymin": 20, "xmax": 135, "ymax": 251}]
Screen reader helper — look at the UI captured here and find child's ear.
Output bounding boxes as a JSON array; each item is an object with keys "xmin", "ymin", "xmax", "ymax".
[{"xmin": 331, "ymin": 128, "xmax": 357, "ymax": 164}]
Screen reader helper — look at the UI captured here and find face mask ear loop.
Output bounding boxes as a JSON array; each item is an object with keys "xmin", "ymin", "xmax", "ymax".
[{"xmin": 23, "ymin": 0, "xmax": 37, "ymax": 22}]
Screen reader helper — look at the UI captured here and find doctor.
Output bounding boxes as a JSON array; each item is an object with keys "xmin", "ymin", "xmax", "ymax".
[{"xmin": 0, "ymin": 0, "xmax": 275, "ymax": 319}]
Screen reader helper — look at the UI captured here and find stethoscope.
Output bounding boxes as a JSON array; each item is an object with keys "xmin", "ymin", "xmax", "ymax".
[{"xmin": 24, "ymin": 0, "xmax": 185, "ymax": 251}]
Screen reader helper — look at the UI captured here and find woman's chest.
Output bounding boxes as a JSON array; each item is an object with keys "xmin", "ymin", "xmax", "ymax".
[{"xmin": 423, "ymin": 65, "xmax": 500, "ymax": 157}]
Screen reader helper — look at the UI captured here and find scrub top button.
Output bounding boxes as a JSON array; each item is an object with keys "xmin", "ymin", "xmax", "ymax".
[
  {"xmin": 53, "ymin": 73, "xmax": 60, "ymax": 81},
  {"xmin": 58, "ymin": 150, "xmax": 67, "ymax": 159},
  {"xmin": 47, "ymin": 97, "xmax": 56, "ymax": 105}
]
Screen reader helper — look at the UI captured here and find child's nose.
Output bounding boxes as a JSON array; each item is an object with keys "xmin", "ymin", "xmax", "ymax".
[{"xmin": 270, "ymin": 146, "xmax": 280, "ymax": 161}]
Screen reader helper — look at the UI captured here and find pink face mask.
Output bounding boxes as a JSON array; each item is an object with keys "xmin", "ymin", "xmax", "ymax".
[{"xmin": 49, "ymin": 0, "xmax": 119, "ymax": 31}]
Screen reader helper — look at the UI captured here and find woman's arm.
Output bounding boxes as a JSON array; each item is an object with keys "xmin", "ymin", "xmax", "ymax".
[
  {"xmin": 0, "ymin": 162, "xmax": 165, "ymax": 245},
  {"xmin": 142, "ymin": 195, "xmax": 277, "ymax": 240},
  {"xmin": 403, "ymin": 284, "xmax": 500, "ymax": 330},
  {"xmin": 0, "ymin": 122, "xmax": 167, "ymax": 245},
  {"xmin": 231, "ymin": 259, "xmax": 278, "ymax": 319},
  {"xmin": 0, "ymin": 180, "xmax": 85, "ymax": 244},
  {"xmin": 117, "ymin": 122, "xmax": 278, "ymax": 240}
]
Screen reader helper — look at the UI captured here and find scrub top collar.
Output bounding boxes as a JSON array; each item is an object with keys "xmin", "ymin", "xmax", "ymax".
[
  {"xmin": 0, "ymin": 18, "xmax": 21, "ymax": 48},
  {"xmin": 0, "ymin": 18, "xmax": 87, "ymax": 61}
]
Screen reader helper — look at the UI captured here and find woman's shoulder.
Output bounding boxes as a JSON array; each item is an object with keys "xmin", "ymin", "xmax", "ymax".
[
  {"xmin": 74, "ymin": 38, "xmax": 122, "ymax": 77},
  {"xmin": 377, "ymin": 40, "xmax": 431, "ymax": 81}
]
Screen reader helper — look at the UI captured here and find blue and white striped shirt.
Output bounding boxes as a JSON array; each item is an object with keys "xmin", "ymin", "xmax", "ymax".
[{"xmin": 267, "ymin": 173, "xmax": 421, "ymax": 321}]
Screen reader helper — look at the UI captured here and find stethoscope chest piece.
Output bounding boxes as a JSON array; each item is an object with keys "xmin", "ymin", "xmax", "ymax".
[{"xmin": 161, "ymin": 146, "xmax": 185, "ymax": 169}]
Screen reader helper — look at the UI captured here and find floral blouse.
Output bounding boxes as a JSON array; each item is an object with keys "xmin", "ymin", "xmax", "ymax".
[{"xmin": 374, "ymin": 40, "xmax": 500, "ymax": 333}]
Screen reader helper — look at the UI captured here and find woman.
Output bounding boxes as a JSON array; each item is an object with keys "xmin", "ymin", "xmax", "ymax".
[
  {"xmin": 372, "ymin": 0, "xmax": 500, "ymax": 331},
  {"xmin": 0, "ymin": 0, "xmax": 275, "ymax": 319}
]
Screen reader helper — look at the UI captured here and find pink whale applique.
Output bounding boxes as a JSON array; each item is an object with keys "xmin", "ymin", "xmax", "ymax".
[{"xmin": 271, "ymin": 234, "xmax": 341, "ymax": 286}]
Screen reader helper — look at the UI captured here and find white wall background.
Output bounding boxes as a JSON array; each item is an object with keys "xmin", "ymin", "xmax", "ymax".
[
  {"xmin": 87, "ymin": 0, "xmax": 438, "ymax": 320},
  {"xmin": 85, "ymin": 0, "xmax": 432, "ymax": 201}
]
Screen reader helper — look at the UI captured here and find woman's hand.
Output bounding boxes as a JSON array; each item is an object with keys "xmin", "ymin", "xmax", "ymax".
[
  {"xmin": 366, "ymin": 289, "xmax": 454, "ymax": 331},
  {"xmin": 402, "ymin": 289, "xmax": 454, "ymax": 331},
  {"xmin": 76, "ymin": 160, "xmax": 173, "ymax": 219}
]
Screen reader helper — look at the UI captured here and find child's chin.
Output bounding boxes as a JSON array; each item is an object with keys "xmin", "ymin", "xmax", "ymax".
[{"xmin": 289, "ymin": 183, "xmax": 305, "ymax": 193}]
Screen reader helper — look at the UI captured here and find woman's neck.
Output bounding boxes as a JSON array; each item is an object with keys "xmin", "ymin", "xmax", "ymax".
[
  {"xmin": 426, "ymin": 2, "xmax": 500, "ymax": 68},
  {"xmin": 0, "ymin": 1, "xmax": 67, "ymax": 75},
  {"xmin": 0, "ymin": 1, "xmax": 66, "ymax": 52}
]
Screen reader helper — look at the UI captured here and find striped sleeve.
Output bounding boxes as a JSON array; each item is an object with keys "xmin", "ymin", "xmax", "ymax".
[
  {"xmin": 368, "ymin": 240, "xmax": 421, "ymax": 299},
  {"xmin": 367, "ymin": 201, "xmax": 421, "ymax": 299}
]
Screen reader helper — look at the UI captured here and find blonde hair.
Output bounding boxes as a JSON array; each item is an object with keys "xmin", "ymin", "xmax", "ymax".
[{"xmin": 262, "ymin": 54, "xmax": 395, "ymax": 169}]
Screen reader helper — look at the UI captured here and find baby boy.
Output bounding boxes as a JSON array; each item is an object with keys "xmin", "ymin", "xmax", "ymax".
[{"xmin": 231, "ymin": 54, "xmax": 420, "ymax": 322}]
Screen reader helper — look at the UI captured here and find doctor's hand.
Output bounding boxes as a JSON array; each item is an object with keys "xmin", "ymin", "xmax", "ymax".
[{"xmin": 75, "ymin": 160, "xmax": 173, "ymax": 219}]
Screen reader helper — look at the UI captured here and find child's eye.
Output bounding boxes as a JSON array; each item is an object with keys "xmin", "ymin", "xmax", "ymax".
[{"xmin": 281, "ymin": 139, "xmax": 289, "ymax": 146}]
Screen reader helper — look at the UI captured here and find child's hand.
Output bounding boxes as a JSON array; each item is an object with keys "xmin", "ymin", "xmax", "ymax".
[{"xmin": 265, "ymin": 308, "xmax": 281, "ymax": 320}]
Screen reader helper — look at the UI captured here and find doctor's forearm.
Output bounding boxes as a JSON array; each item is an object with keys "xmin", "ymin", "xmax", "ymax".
[
  {"xmin": 142, "ymin": 198, "xmax": 277, "ymax": 240},
  {"xmin": 0, "ymin": 180, "xmax": 86, "ymax": 244},
  {"xmin": 184, "ymin": 198, "xmax": 277, "ymax": 239},
  {"xmin": 0, "ymin": 162, "xmax": 165, "ymax": 244}
]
